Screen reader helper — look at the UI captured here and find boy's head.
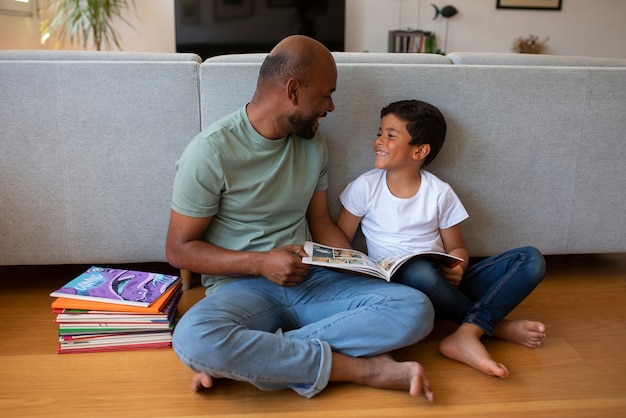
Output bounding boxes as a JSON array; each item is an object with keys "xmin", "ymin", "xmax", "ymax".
[{"xmin": 380, "ymin": 100, "xmax": 447, "ymax": 167}]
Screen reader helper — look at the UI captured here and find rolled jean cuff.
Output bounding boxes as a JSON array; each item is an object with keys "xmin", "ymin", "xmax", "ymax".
[
  {"xmin": 292, "ymin": 339, "xmax": 332, "ymax": 398},
  {"xmin": 464, "ymin": 315, "xmax": 494, "ymax": 336}
]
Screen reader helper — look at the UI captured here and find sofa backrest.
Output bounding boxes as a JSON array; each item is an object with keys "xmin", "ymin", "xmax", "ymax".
[
  {"xmin": 0, "ymin": 51, "xmax": 201, "ymax": 265},
  {"xmin": 205, "ymin": 51, "xmax": 452, "ymax": 64},
  {"xmin": 0, "ymin": 50, "xmax": 202, "ymax": 62},
  {"xmin": 446, "ymin": 52, "xmax": 626, "ymax": 67},
  {"xmin": 199, "ymin": 59, "xmax": 626, "ymax": 256},
  {"xmin": 2, "ymin": 51, "xmax": 625, "ymax": 267}
]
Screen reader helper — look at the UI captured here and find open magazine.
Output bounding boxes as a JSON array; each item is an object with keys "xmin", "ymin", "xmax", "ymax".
[{"xmin": 302, "ymin": 241, "xmax": 463, "ymax": 282}]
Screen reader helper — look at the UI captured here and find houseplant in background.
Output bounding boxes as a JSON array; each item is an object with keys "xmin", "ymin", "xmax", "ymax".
[{"xmin": 39, "ymin": 0, "xmax": 136, "ymax": 51}]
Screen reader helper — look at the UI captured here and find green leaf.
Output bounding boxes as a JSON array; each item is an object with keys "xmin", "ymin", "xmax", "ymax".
[{"xmin": 40, "ymin": 0, "xmax": 136, "ymax": 51}]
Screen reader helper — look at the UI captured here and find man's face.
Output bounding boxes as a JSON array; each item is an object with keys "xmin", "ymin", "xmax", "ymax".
[{"xmin": 289, "ymin": 63, "xmax": 336, "ymax": 139}]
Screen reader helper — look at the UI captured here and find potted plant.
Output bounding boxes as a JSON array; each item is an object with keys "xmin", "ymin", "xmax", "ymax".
[
  {"xmin": 40, "ymin": 0, "xmax": 136, "ymax": 51},
  {"xmin": 512, "ymin": 34, "xmax": 549, "ymax": 54}
]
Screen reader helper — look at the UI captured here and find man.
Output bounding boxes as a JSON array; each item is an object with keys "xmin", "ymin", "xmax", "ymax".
[{"xmin": 166, "ymin": 35, "xmax": 435, "ymax": 400}]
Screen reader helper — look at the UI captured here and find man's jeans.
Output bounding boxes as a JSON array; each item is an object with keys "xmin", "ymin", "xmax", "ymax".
[
  {"xmin": 173, "ymin": 266, "xmax": 434, "ymax": 398},
  {"xmin": 393, "ymin": 246, "xmax": 546, "ymax": 336}
]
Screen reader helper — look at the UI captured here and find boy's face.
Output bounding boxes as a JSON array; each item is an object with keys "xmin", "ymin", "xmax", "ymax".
[{"xmin": 373, "ymin": 113, "xmax": 423, "ymax": 171}]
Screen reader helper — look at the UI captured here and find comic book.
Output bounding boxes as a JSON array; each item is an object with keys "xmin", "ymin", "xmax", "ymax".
[{"xmin": 302, "ymin": 241, "xmax": 463, "ymax": 282}]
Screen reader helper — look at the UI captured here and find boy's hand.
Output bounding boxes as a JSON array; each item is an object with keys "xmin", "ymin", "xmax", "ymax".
[{"xmin": 441, "ymin": 264, "xmax": 464, "ymax": 287}]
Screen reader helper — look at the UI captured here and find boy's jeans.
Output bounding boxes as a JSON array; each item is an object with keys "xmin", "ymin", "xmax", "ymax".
[
  {"xmin": 173, "ymin": 266, "xmax": 434, "ymax": 398},
  {"xmin": 393, "ymin": 246, "xmax": 546, "ymax": 336}
]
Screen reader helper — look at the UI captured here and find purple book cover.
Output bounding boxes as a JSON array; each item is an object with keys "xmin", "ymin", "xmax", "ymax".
[{"xmin": 50, "ymin": 267, "xmax": 180, "ymax": 307}]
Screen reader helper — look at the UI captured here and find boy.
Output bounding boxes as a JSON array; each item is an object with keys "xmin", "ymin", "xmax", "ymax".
[{"xmin": 337, "ymin": 99, "xmax": 546, "ymax": 377}]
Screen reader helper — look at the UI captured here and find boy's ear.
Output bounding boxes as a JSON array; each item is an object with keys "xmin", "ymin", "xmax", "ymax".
[{"xmin": 413, "ymin": 144, "xmax": 431, "ymax": 161}]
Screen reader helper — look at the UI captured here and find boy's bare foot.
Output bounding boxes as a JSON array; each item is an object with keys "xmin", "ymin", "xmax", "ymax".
[
  {"xmin": 191, "ymin": 372, "xmax": 214, "ymax": 392},
  {"xmin": 439, "ymin": 323, "xmax": 509, "ymax": 378},
  {"xmin": 493, "ymin": 319, "xmax": 546, "ymax": 348},
  {"xmin": 331, "ymin": 353, "xmax": 434, "ymax": 401}
]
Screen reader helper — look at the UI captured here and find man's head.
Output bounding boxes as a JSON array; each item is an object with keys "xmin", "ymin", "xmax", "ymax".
[{"xmin": 252, "ymin": 35, "xmax": 337, "ymax": 139}]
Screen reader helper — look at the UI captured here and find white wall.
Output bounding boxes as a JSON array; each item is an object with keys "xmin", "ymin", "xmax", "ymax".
[
  {"xmin": 114, "ymin": 0, "xmax": 176, "ymax": 52},
  {"xmin": 0, "ymin": 2, "xmax": 41, "ymax": 50},
  {"xmin": 0, "ymin": 0, "xmax": 176, "ymax": 52},
  {"xmin": 345, "ymin": 0, "xmax": 626, "ymax": 59},
  {"xmin": 2, "ymin": 0, "xmax": 625, "ymax": 58}
]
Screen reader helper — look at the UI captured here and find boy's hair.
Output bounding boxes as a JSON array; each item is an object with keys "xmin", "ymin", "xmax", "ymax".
[{"xmin": 381, "ymin": 100, "xmax": 447, "ymax": 167}]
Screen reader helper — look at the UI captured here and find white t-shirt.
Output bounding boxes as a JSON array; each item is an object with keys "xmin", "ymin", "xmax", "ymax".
[{"xmin": 340, "ymin": 168, "xmax": 468, "ymax": 260}]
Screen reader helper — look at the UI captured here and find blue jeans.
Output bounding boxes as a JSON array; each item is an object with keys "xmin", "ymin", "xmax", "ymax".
[
  {"xmin": 172, "ymin": 266, "xmax": 434, "ymax": 398},
  {"xmin": 392, "ymin": 246, "xmax": 545, "ymax": 336}
]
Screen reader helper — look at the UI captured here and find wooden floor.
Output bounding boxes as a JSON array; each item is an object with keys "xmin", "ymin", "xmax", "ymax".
[{"xmin": 1, "ymin": 254, "xmax": 625, "ymax": 418}]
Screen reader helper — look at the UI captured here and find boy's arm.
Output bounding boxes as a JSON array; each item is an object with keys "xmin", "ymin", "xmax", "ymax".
[
  {"xmin": 336, "ymin": 207, "xmax": 363, "ymax": 244},
  {"xmin": 440, "ymin": 223, "xmax": 470, "ymax": 286},
  {"xmin": 306, "ymin": 190, "xmax": 352, "ymax": 248}
]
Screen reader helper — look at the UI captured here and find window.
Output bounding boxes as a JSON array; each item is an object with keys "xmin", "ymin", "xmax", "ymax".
[{"xmin": 0, "ymin": 0, "xmax": 33, "ymax": 16}]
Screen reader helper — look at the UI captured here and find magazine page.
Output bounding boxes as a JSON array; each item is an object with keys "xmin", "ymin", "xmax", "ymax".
[
  {"xmin": 302, "ymin": 241, "xmax": 388, "ymax": 280},
  {"xmin": 378, "ymin": 251, "xmax": 464, "ymax": 278}
]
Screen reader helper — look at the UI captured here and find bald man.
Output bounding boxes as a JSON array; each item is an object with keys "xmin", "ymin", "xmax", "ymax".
[{"xmin": 166, "ymin": 35, "xmax": 435, "ymax": 400}]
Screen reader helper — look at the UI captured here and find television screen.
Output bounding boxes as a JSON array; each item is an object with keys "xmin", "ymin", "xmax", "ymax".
[{"xmin": 175, "ymin": 0, "xmax": 345, "ymax": 59}]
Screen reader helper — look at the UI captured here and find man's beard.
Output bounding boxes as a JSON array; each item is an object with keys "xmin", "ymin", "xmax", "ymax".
[{"xmin": 289, "ymin": 111, "xmax": 324, "ymax": 140}]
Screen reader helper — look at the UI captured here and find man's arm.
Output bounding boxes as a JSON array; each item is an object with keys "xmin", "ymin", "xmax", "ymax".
[
  {"xmin": 165, "ymin": 210, "xmax": 309, "ymax": 286},
  {"xmin": 306, "ymin": 190, "xmax": 352, "ymax": 248}
]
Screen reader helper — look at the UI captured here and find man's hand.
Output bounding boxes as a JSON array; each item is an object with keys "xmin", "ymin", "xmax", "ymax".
[{"xmin": 258, "ymin": 245, "xmax": 310, "ymax": 286}]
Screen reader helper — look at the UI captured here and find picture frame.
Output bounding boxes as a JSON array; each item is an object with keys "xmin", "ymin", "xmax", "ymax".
[
  {"xmin": 214, "ymin": 0, "xmax": 253, "ymax": 20},
  {"xmin": 496, "ymin": 0, "xmax": 562, "ymax": 10}
]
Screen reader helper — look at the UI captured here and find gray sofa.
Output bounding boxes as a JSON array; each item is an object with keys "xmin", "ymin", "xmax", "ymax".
[
  {"xmin": 0, "ymin": 51, "xmax": 201, "ymax": 265},
  {"xmin": 2, "ymin": 50, "xmax": 625, "ymax": 278}
]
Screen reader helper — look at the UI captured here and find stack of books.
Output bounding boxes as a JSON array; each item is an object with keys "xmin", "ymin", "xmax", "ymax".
[{"xmin": 50, "ymin": 266, "xmax": 182, "ymax": 354}]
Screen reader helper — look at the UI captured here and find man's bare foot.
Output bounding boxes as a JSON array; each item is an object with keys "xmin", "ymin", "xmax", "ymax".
[
  {"xmin": 191, "ymin": 372, "xmax": 214, "ymax": 392},
  {"xmin": 331, "ymin": 353, "xmax": 434, "ymax": 401},
  {"xmin": 439, "ymin": 323, "xmax": 509, "ymax": 378},
  {"xmin": 493, "ymin": 319, "xmax": 546, "ymax": 348}
]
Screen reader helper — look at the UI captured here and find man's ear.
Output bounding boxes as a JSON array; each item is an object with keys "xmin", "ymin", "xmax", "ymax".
[
  {"xmin": 286, "ymin": 77, "xmax": 299, "ymax": 104},
  {"xmin": 413, "ymin": 144, "xmax": 431, "ymax": 160}
]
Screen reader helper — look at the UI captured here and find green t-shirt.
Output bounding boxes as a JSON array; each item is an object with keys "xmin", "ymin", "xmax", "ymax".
[{"xmin": 172, "ymin": 106, "xmax": 328, "ymax": 291}]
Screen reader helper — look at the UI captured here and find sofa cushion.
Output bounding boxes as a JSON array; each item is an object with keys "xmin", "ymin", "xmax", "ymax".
[{"xmin": 0, "ymin": 53, "xmax": 201, "ymax": 265}]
